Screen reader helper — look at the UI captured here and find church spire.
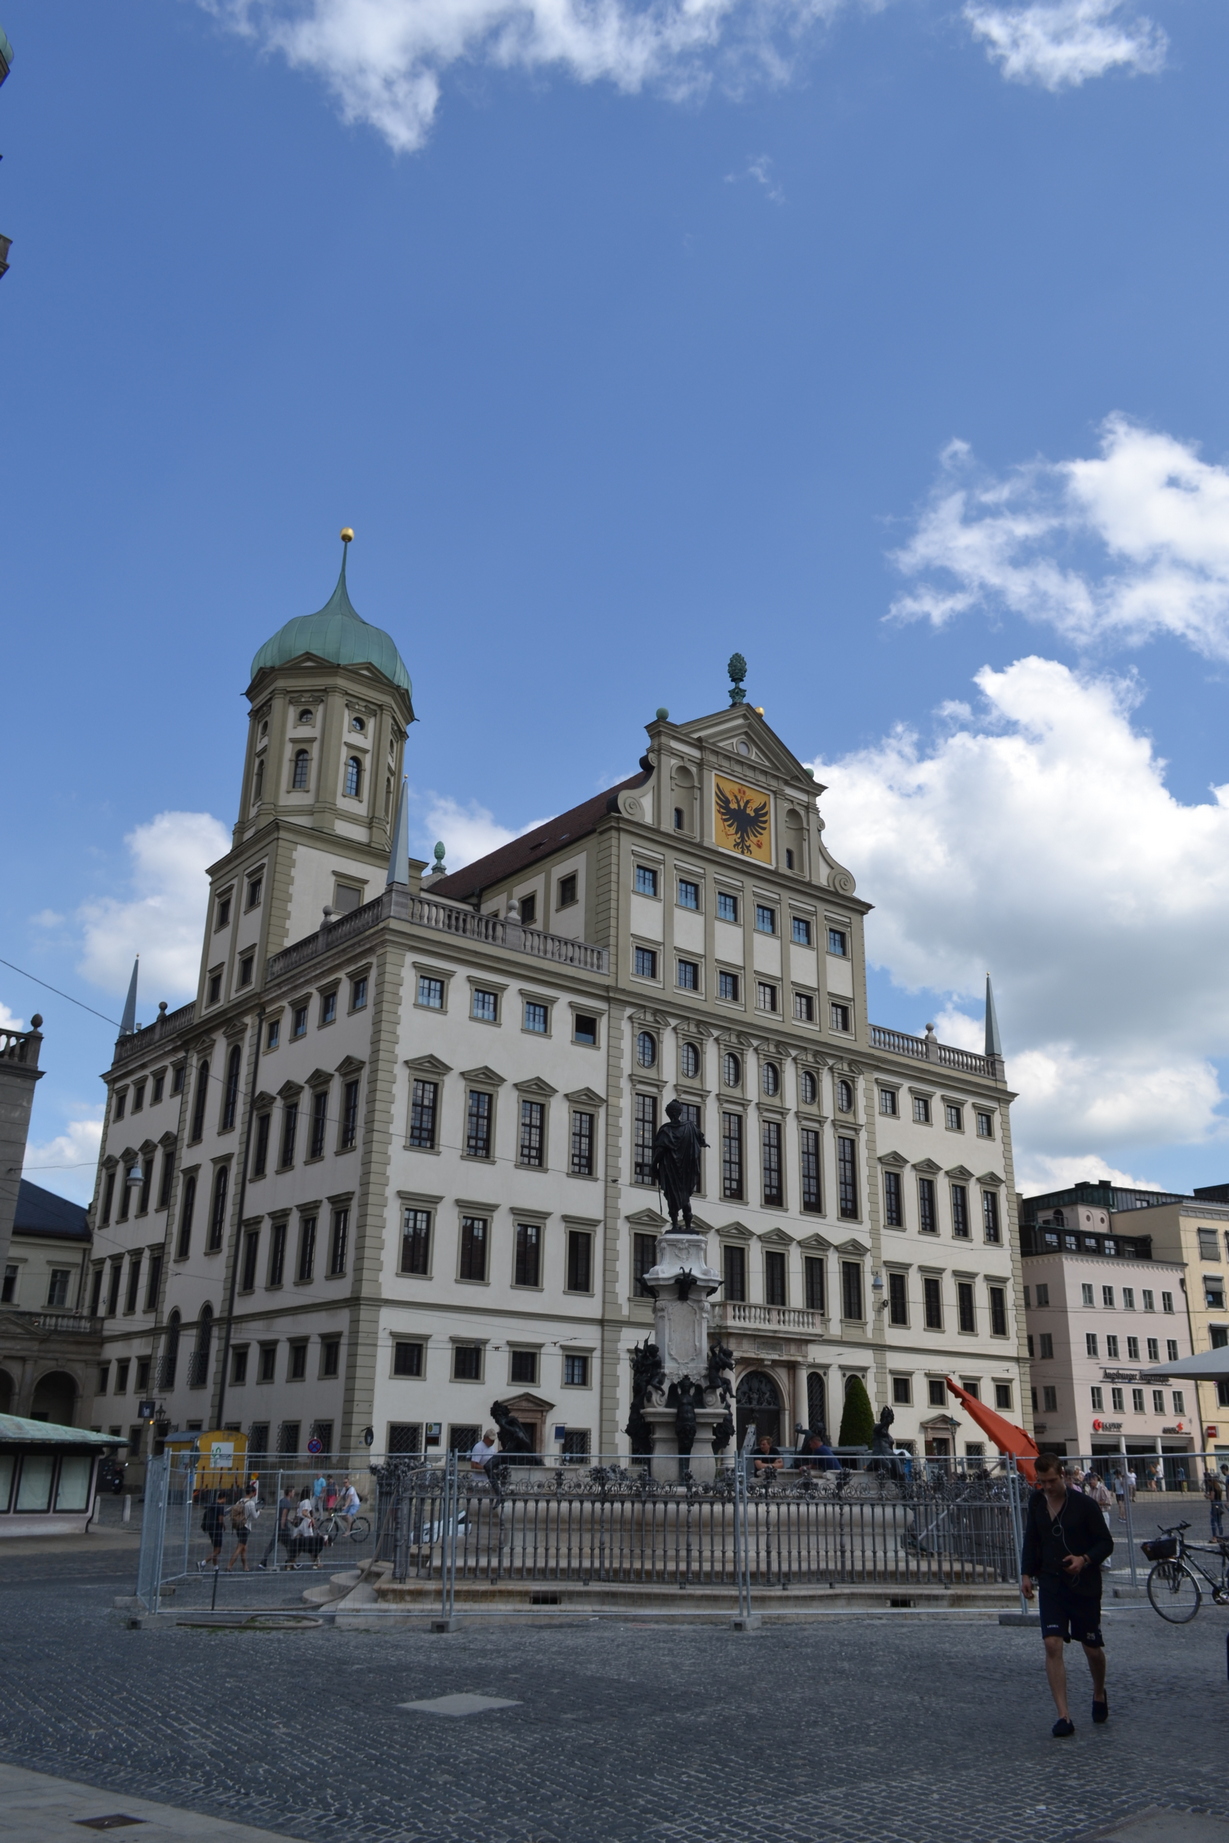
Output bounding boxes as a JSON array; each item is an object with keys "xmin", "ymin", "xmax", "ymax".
[
  {"xmin": 386, "ymin": 777, "xmax": 410, "ymax": 887},
  {"xmin": 119, "ymin": 956, "xmax": 139, "ymax": 1037},
  {"xmin": 984, "ymin": 973, "xmax": 1003, "ymax": 1061}
]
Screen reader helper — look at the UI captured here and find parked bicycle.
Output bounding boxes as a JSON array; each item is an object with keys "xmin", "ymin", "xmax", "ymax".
[{"xmin": 1143, "ymin": 1521, "xmax": 1229, "ymax": 1623}]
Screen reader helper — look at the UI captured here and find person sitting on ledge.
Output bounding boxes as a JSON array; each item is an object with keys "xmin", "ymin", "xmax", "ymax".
[{"xmin": 752, "ymin": 1436, "xmax": 783, "ymax": 1475}]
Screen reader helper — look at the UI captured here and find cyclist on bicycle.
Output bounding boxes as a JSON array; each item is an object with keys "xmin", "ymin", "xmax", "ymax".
[
  {"xmin": 335, "ymin": 1476, "xmax": 361, "ymax": 1534},
  {"xmin": 1021, "ymin": 1450, "xmax": 1114, "ymax": 1737}
]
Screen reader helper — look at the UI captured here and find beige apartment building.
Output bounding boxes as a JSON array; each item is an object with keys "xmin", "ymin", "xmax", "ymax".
[{"xmin": 84, "ymin": 542, "xmax": 1029, "ymax": 1464}]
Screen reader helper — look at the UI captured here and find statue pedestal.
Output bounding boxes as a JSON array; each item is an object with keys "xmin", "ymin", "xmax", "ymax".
[
  {"xmin": 642, "ymin": 1404, "xmax": 731, "ymax": 1482},
  {"xmin": 643, "ymin": 1231, "xmax": 721, "ymax": 1386}
]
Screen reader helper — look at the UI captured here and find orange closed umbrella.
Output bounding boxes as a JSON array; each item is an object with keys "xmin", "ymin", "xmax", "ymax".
[{"xmin": 946, "ymin": 1377, "xmax": 1040, "ymax": 1483}]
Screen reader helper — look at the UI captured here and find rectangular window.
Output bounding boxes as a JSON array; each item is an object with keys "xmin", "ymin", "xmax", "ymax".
[
  {"xmin": 1043, "ymin": 1386, "xmax": 1058, "ymax": 1413},
  {"xmin": 262, "ymin": 1217, "xmax": 286, "ymax": 1288},
  {"xmin": 1090, "ymin": 1386, "xmax": 1104, "ymax": 1411},
  {"xmin": 888, "ymin": 1271, "xmax": 908, "ymax": 1326},
  {"xmin": 721, "ymin": 1112, "xmax": 744, "ymax": 1200},
  {"xmin": 1166, "ymin": 1338, "xmax": 1179, "ymax": 1361},
  {"xmin": 827, "ymin": 927, "xmax": 847, "ymax": 955},
  {"xmin": 755, "ymin": 904, "xmax": 776, "ymax": 934},
  {"xmin": 761, "ymin": 1121, "xmax": 783, "ymax": 1206},
  {"xmin": 893, "ymin": 1377, "xmax": 913, "ymax": 1405},
  {"xmin": 723, "ymin": 1243, "xmax": 747, "ymax": 1303},
  {"xmin": 100, "ymin": 1171, "xmax": 115, "ymax": 1227},
  {"xmin": 677, "ymin": 959, "xmax": 699, "ymax": 991},
  {"xmin": 1198, "ymin": 1227, "xmax": 1220, "ymax": 1260},
  {"xmin": 1162, "ymin": 1291, "xmax": 1174, "ymax": 1313},
  {"xmin": 879, "ymin": 1089, "xmax": 898, "ymax": 1117},
  {"xmin": 1126, "ymin": 1386, "xmax": 1144, "ymax": 1414},
  {"xmin": 956, "ymin": 1281, "xmax": 976, "ymax": 1333},
  {"xmin": 259, "ymin": 1345, "xmax": 277, "ymax": 1383},
  {"xmin": 408, "ymin": 1079, "xmax": 438, "ymax": 1149},
  {"xmin": 944, "ymin": 1103, "xmax": 963, "ymax": 1132},
  {"xmin": 320, "ymin": 990, "xmax": 337, "ymax": 1026},
  {"xmin": 830, "ymin": 1002, "xmax": 851, "ymax": 1033},
  {"xmin": 718, "ymin": 971, "xmax": 740, "ymax": 1002},
  {"xmin": 231, "ymin": 1347, "xmax": 248, "ymax": 1386},
  {"xmin": 982, "ymin": 1190, "xmax": 1001, "ymax": 1243},
  {"xmin": 574, "ymin": 1013, "xmax": 598, "ymax": 1045},
  {"xmin": 842, "ymin": 1261, "xmax": 864, "ymax": 1322},
  {"xmin": 509, "ymin": 1350, "xmax": 537, "ymax": 1384},
  {"xmin": 518, "ymin": 1100, "xmax": 545, "ymax": 1168},
  {"xmin": 215, "ymin": 895, "xmax": 231, "ymax": 931},
  {"xmin": 88, "ymin": 1266, "xmax": 103, "ymax": 1315},
  {"xmin": 1106, "ymin": 1334, "xmax": 1120, "ymax": 1358},
  {"xmin": 289, "ymin": 1343, "xmax": 308, "ymax": 1382},
  {"xmin": 1146, "ymin": 1337, "xmax": 1159, "ymax": 1361},
  {"xmin": 793, "ymin": 991, "xmax": 815, "ymax": 1023},
  {"xmin": 635, "ymin": 865, "xmax": 659, "ymax": 897},
  {"xmin": 800, "ymin": 1128, "xmax": 822, "ymax": 1214},
  {"xmin": 1039, "ymin": 1332, "xmax": 1054, "ymax": 1358},
  {"xmin": 564, "ymin": 1354, "xmax": 589, "ymax": 1387},
  {"xmin": 633, "ymin": 1092, "xmax": 657, "ymax": 1185},
  {"xmin": 417, "ymin": 975, "xmax": 444, "ymax": 1009},
  {"xmin": 1102, "ymin": 1285, "xmax": 1115, "ymax": 1308},
  {"xmin": 635, "ymin": 1232, "xmax": 658, "ymax": 1298},
  {"xmin": 804, "ymin": 1256, "xmax": 825, "ymax": 1313},
  {"xmin": 1173, "ymin": 1390, "xmax": 1186, "ymax": 1414},
  {"xmin": 471, "ymin": 988, "xmax": 498, "ymax": 1023},
  {"xmin": 677, "ymin": 879, "xmax": 700, "ymax": 910},
  {"xmin": 923, "ymin": 1276, "xmax": 943, "ymax": 1330},
  {"xmin": 1127, "ymin": 1335, "xmax": 1140, "ymax": 1360},
  {"xmin": 144, "ymin": 1252, "xmax": 162, "ymax": 1313},
  {"xmin": 1079, "ymin": 1282, "xmax": 1093, "ymax": 1306},
  {"xmin": 523, "ymin": 1001, "xmax": 548, "ymax": 1034},
  {"xmin": 296, "ymin": 1215, "xmax": 316, "ymax": 1283},
  {"xmin": 756, "ymin": 981, "xmax": 778, "ymax": 1013},
  {"xmin": 280, "ymin": 1100, "xmax": 299, "ymax": 1169},
  {"xmin": 328, "ymin": 1208, "xmax": 349, "ymax": 1276},
  {"xmin": 157, "ymin": 1149, "xmax": 174, "ymax": 1210},
  {"xmin": 517, "ymin": 893, "xmax": 536, "ymax": 925},
  {"xmin": 238, "ymin": 954, "xmax": 254, "ymax": 989},
  {"xmin": 114, "ymin": 1089, "xmax": 127, "ymax": 1123},
  {"xmin": 557, "ymin": 873, "xmax": 578, "ymax": 909},
  {"xmin": 911, "ymin": 1096, "xmax": 931, "ymax": 1126},
  {"xmin": 634, "ymin": 947, "xmax": 658, "ymax": 979},
  {"xmin": 241, "ymin": 1230, "xmax": 260, "ymax": 1292},
  {"xmin": 465, "ymin": 1090, "xmax": 493, "ymax": 1159},
  {"xmin": 837, "ymin": 1138, "xmax": 858, "ymax": 1219},
  {"xmin": 717, "ymin": 891, "xmax": 739, "ymax": 922},
  {"xmin": 114, "ymin": 1358, "xmax": 129, "ymax": 1393},
  {"xmin": 764, "ymin": 1249, "xmax": 786, "ymax": 1307},
  {"xmin": 989, "ymin": 1286, "xmax": 1007, "ymax": 1336},
  {"xmin": 400, "ymin": 1208, "xmax": 431, "ymax": 1275},
  {"xmin": 266, "ymin": 1020, "xmax": 280, "ymax": 1051},
  {"xmin": 172, "ymin": 1065, "xmax": 185, "ymax": 1095},
  {"xmin": 1123, "ymin": 1287, "xmax": 1135, "ymax": 1310},
  {"xmin": 132, "ymin": 1082, "xmax": 145, "ymax": 1114},
  {"xmin": 310, "ymin": 1087, "xmax": 329, "ymax": 1159},
  {"xmin": 207, "ymin": 1165, "xmax": 229, "ymax": 1252},
  {"xmin": 350, "ymin": 976, "xmax": 368, "ymax": 1012},
  {"xmin": 570, "ymin": 1110, "xmax": 594, "ymax": 1176},
  {"xmin": 918, "ymin": 1178, "xmax": 937, "ymax": 1233},
  {"xmin": 883, "ymin": 1170, "xmax": 903, "ymax": 1227},
  {"xmin": 566, "ymin": 1230, "xmax": 593, "ymax": 1293},
  {"xmin": 459, "ymin": 1217, "xmax": 488, "ymax": 1283},
  {"xmin": 1086, "ymin": 1333, "xmax": 1099, "ymax": 1357},
  {"xmin": 791, "ymin": 916, "xmax": 812, "ymax": 945},
  {"xmin": 514, "ymin": 1222, "xmax": 541, "ymax": 1288},
  {"xmin": 1142, "ymin": 1288, "xmax": 1155, "ymax": 1311},
  {"xmin": 247, "ymin": 874, "xmax": 262, "ymax": 909},
  {"xmin": 292, "ymin": 1004, "xmax": 308, "ymax": 1038},
  {"xmin": 1152, "ymin": 1388, "xmax": 1165, "ymax": 1414},
  {"xmin": 341, "ymin": 1079, "xmax": 360, "ymax": 1150}
]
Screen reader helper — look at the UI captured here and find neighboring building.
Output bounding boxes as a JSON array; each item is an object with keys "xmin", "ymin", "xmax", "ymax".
[
  {"xmin": 0, "ymin": 1016, "xmax": 42, "ymax": 1271},
  {"xmin": 0, "ymin": 1182, "xmax": 102, "ymax": 1426},
  {"xmin": 1020, "ymin": 1200, "xmax": 1192, "ymax": 1471},
  {"xmin": 85, "ymin": 540, "xmax": 1029, "ymax": 1465}
]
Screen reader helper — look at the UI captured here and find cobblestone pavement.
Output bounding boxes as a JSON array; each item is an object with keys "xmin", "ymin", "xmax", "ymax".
[{"xmin": 2, "ymin": 1547, "xmax": 1228, "ymax": 1843}]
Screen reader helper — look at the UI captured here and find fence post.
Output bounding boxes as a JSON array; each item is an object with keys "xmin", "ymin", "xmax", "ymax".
[
  {"xmin": 1121, "ymin": 1461, "xmax": 1139, "ymax": 1591},
  {"xmin": 1005, "ymin": 1458, "xmax": 1027, "ymax": 1615},
  {"xmin": 136, "ymin": 1452, "xmax": 169, "ymax": 1614}
]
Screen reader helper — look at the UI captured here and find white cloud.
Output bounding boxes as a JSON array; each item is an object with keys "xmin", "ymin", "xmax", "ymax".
[
  {"xmin": 726, "ymin": 152, "xmax": 785, "ymax": 200},
  {"xmin": 812, "ymin": 655, "xmax": 1229, "ymax": 1175},
  {"xmin": 414, "ymin": 792, "xmax": 552, "ymax": 872},
  {"xmin": 77, "ymin": 812, "xmax": 231, "ymax": 1004},
  {"xmin": 1011, "ymin": 1150, "xmax": 1162, "ymax": 1193},
  {"xmin": 892, "ymin": 418, "xmax": 1229, "ymax": 662},
  {"xmin": 22, "ymin": 1111, "xmax": 106, "ymax": 1206},
  {"xmin": 201, "ymin": 0, "xmax": 863, "ymax": 152},
  {"xmin": 30, "ymin": 910, "xmax": 64, "ymax": 930},
  {"xmin": 963, "ymin": 0, "xmax": 1165, "ymax": 89},
  {"xmin": 0, "ymin": 1002, "xmax": 26, "ymax": 1033}
]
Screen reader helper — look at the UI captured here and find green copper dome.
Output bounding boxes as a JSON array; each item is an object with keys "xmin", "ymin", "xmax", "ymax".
[{"xmin": 250, "ymin": 547, "xmax": 413, "ymax": 698}]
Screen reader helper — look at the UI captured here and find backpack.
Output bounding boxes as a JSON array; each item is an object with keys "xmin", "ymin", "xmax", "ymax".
[{"xmin": 230, "ymin": 1500, "xmax": 247, "ymax": 1530}]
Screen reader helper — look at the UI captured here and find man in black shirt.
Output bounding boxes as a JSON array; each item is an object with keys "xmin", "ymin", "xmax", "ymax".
[{"xmin": 1021, "ymin": 1451, "xmax": 1114, "ymax": 1737}]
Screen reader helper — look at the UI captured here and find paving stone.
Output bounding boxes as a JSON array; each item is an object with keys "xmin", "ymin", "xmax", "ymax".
[{"xmin": 397, "ymin": 1694, "xmax": 521, "ymax": 1717}]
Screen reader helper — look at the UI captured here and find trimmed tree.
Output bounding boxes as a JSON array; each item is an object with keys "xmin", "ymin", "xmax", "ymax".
[{"xmin": 838, "ymin": 1375, "xmax": 876, "ymax": 1448}]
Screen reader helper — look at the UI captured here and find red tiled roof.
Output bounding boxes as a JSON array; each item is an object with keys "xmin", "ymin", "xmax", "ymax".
[{"xmin": 430, "ymin": 767, "xmax": 651, "ymax": 903}]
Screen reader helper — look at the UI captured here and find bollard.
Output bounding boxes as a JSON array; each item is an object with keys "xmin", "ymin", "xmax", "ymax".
[{"xmin": 123, "ymin": 1495, "xmax": 132, "ymax": 1525}]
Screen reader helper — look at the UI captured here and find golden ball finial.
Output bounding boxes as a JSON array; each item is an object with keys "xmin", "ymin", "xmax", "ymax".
[{"xmin": 340, "ymin": 527, "xmax": 354, "ymax": 543}]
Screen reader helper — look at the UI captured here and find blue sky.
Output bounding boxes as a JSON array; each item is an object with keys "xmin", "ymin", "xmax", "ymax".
[{"xmin": 4, "ymin": 0, "xmax": 1229, "ymax": 1201}]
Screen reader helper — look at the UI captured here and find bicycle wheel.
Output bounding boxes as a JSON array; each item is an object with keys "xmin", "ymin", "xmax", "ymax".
[
  {"xmin": 348, "ymin": 1516, "xmax": 370, "ymax": 1541},
  {"xmin": 1148, "ymin": 1560, "xmax": 1201, "ymax": 1623}
]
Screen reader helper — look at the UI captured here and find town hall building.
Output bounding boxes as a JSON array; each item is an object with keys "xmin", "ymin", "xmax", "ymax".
[{"xmin": 85, "ymin": 539, "xmax": 1030, "ymax": 1465}]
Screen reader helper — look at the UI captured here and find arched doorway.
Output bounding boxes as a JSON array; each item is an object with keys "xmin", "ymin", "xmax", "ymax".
[
  {"xmin": 736, "ymin": 1371, "xmax": 781, "ymax": 1450},
  {"xmin": 31, "ymin": 1370, "xmax": 77, "ymax": 1426},
  {"xmin": 0, "ymin": 1369, "xmax": 13, "ymax": 1414}
]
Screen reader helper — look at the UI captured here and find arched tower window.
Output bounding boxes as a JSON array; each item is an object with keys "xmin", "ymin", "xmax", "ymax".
[
  {"xmin": 292, "ymin": 749, "xmax": 311, "ymax": 791},
  {"xmin": 384, "ymin": 776, "xmax": 392, "ymax": 818},
  {"xmin": 221, "ymin": 1044, "xmax": 242, "ymax": 1132},
  {"xmin": 176, "ymin": 1176, "xmax": 196, "ymax": 1260},
  {"xmin": 190, "ymin": 1060, "xmax": 210, "ymax": 1141},
  {"xmin": 162, "ymin": 1310, "xmax": 181, "ymax": 1388},
  {"xmin": 344, "ymin": 756, "xmax": 363, "ymax": 799}
]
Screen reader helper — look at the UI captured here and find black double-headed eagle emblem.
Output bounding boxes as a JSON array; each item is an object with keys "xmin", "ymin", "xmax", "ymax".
[{"xmin": 715, "ymin": 782, "xmax": 769, "ymax": 856}]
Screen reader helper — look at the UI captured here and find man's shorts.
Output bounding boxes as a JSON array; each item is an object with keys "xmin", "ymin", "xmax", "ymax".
[{"xmin": 1038, "ymin": 1578, "xmax": 1104, "ymax": 1646}]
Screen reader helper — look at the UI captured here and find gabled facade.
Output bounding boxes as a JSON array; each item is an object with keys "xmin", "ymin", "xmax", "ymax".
[{"xmin": 85, "ymin": 550, "xmax": 1029, "ymax": 1465}]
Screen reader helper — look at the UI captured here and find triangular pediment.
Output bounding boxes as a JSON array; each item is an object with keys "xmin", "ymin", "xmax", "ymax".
[
  {"xmin": 689, "ymin": 1213, "xmax": 715, "ymax": 1234},
  {"xmin": 277, "ymin": 1079, "xmax": 303, "ymax": 1100},
  {"xmin": 159, "ymin": 1131, "xmax": 178, "ymax": 1150},
  {"xmin": 911, "ymin": 1158, "xmax": 942, "ymax": 1175},
  {"xmin": 758, "ymin": 1227, "xmax": 794, "ymax": 1248},
  {"xmin": 405, "ymin": 1053, "xmax": 452, "ymax": 1077},
  {"xmin": 630, "ymin": 1008, "xmax": 672, "ymax": 1029},
  {"xmin": 676, "ymin": 707, "xmax": 823, "ymax": 791},
  {"xmin": 798, "ymin": 1232, "xmax": 832, "ymax": 1251},
  {"xmin": 499, "ymin": 1391, "xmax": 556, "ymax": 1416},
  {"xmin": 878, "ymin": 1151, "xmax": 908, "ymax": 1170},
  {"xmin": 514, "ymin": 1076, "xmax": 558, "ymax": 1099},
  {"xmin": 252, "ymin": 1091, "xmax": 276, "ymax": 1111},
  {"xmin": 837, "ymin": 1237, "xmax": 868, "ymax": 1255},
  {"xmin": 717, "ymin": 1219, "xmax": 753, "ymax": 1242},
  {"xmin": 946, "ymin": 1165, "xmax": 974, "ymax": 1180},
  {"xmin": 978, "ymin": 1170, "xmax": 1004, "ymax": 1187},
  {"xmin": 625, "ymin": 1207, "xmax": 667, "ymax": 1229},
  {"xmin": 306, "ymin": 1067, "xmax": 334, "ymax": 1089},
  {"xmin": 335, "ymin": 1055, "xmax": 366, "ymax": 1077},
  {"xmin": 460, "ymin": 1065, "xmax": 505, "ymax": 1087},
  {"xmin": 565, "ymin": 1087, "xmax": 606, "ymax": 1109}
]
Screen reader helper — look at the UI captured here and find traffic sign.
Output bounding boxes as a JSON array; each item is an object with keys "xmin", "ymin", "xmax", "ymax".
[{"xmin": 307, "ymin": 1436, "xmax": 323, "ymax": 1455}]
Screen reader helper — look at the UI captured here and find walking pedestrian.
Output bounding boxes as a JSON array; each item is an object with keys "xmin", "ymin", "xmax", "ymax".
[
  {"xmin": 311, "ymin": 1471, "xmax": 328, "ymax": 1514},
  {"xmin": 1090, "ymin": 1473, "xmax": 1112, "ymax": 1515},
  {"xmin": 1205, "ymin": 1469, "xmax": 1225, "ymax": 1540},
  {"xmin": 1020, "ymin": 1450, "xmax": 1113, "ymax": 1737},
  {"xmin": 1149, "ymin": 1460, "xmax": 1163, "ymax": 1493},
  {"xmin": 289, "ymin": 1494, "xmax": 322, "ymax": 1569},
  {"xmin": 1175, "ymin": 1463, "xmax": 1188, "ymax": 1493},
  {"xmin": 199, "ymin": 1491, "xmax": 226, "ymax": 1569},
  {"xmin": 260, "ymin": 1484, "xmax": 296, "ymax": 1569},
  {"xmin": 226, "ymin": 1485, "xmax": 259, "ymax": 1570},
  {"xmin": 1112, "ymin": 1469, "xmax": 1126, "ymax": 1522}
]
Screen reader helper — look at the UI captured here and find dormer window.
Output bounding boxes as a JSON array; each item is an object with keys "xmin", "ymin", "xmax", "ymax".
[
  {"xmin": 344, "ymin": 756, "xmax": 363, "ymax": 798},
  {"xmin": 292, "ymin": 749, "xmax": 311, "ymax": 790}
]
